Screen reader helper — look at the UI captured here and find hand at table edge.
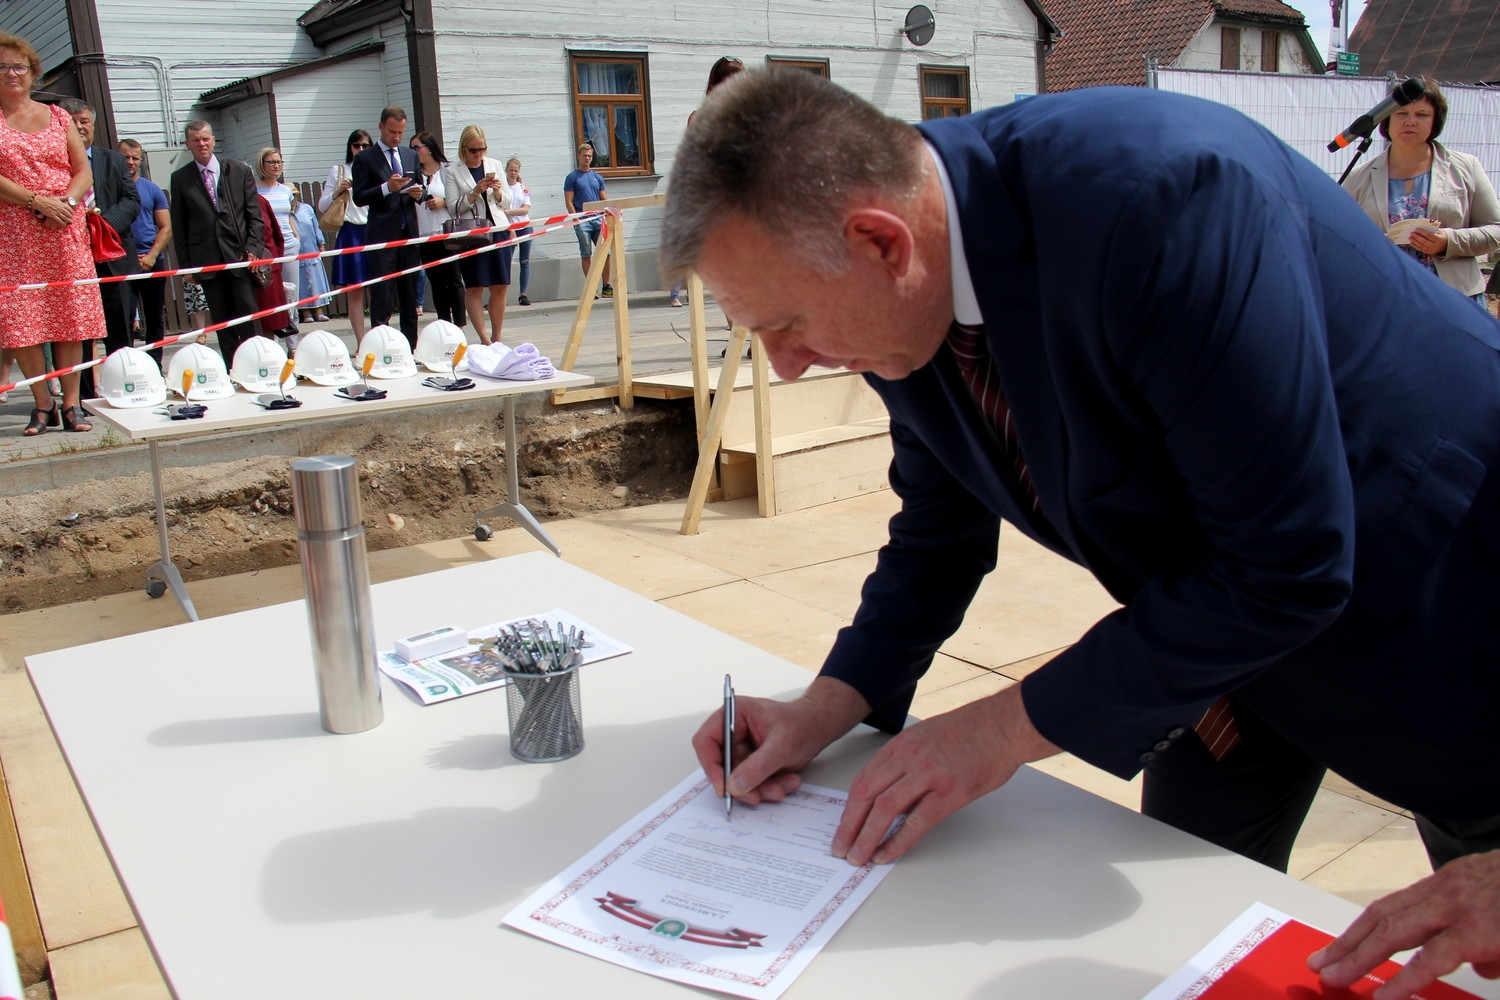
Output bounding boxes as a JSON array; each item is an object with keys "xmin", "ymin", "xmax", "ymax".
[
  {"xmin": 1308, "ymin": 849, "xmax": 1500, "ymax": 1000},
  {"xmin": 690, "ymin": 675, "xmax": 871, "ymax": 810}
]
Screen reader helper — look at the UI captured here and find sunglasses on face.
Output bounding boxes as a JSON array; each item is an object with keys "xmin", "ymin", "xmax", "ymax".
[
  {"xmin": 351, "ymin": 142, "xmax": 370, "ymax": 149},
  {"xmin": 467, "ymin": 146, "xmax": 488, "ymax": 153}
]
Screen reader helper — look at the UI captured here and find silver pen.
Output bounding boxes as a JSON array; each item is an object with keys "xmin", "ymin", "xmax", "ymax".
[{"xmin": 723, "ymin": 674, "xmax": 735, "ymax": 820}]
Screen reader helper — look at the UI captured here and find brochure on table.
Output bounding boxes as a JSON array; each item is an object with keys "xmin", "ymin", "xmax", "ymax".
[
  {"xmin": 503, "ymin": 771, "xmax": 895, "ymax": 999},
  {"xmin": 377, "ymin": 607, "xmax": 632, "ymax": 705},
  {"xmin": 1142, "ymin": 901, "xmax": 1482, "ymax": 999}
]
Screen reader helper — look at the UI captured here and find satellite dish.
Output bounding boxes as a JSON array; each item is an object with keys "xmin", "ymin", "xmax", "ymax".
[{"xmin": 903, "ymin": 4, "xmax": 936, "ymax": 45}]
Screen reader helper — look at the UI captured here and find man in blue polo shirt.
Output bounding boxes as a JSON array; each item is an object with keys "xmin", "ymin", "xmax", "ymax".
[
  {"xmin": 563, "ymin": 142, "xmax": 611, "ymax": 296},
  {"xmin": 118, "ymin": 138, "xmax": 171, "ymax": 365}
]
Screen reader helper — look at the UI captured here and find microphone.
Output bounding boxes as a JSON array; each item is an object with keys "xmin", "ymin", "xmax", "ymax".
[{"xmin": 1328, "ymin": 78, "xmax": 1426, "ymax": 151}]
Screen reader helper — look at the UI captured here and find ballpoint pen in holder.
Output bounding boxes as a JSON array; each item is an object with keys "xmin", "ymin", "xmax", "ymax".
[{"xmin": 487, "ymin": 620, "xmax": 588, "ymax": 762}]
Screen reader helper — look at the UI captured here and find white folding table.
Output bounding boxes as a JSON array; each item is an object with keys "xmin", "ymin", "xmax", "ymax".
[
  {"xmin": 24, "ymin": 553, "xmax": 1500, "ymax": 999},
  {"xmin": 83, "ymin": 370, "xmax": 590, "ymax": 621}
]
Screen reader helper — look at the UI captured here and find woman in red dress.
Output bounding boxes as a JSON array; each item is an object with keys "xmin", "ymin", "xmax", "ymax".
[{"xmin": 0, "ymin": 31, "xmax": 106, "ymax": 434}]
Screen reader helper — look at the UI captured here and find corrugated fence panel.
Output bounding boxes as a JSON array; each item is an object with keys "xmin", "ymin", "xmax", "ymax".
[{"xmin": 1156, "ymin": 68, "xmax": 1500, "ymax": 183}]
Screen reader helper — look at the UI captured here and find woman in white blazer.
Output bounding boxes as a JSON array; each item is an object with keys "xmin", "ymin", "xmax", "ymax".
[
  {"xmin": 1341, "ymin": 79, "xmax": 1500, "ymax": 304},
  {"xmin": 442, "ymin": 124, "xmax": 512, "ymax": 343}
]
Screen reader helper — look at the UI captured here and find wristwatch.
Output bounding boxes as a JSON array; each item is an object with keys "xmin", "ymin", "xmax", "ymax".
[{"xmin": 65, "ymin": 196, "xmax": 78, "ymax": 208}]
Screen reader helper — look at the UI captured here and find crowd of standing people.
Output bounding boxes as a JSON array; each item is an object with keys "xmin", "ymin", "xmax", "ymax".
[{"xmin": 2, "ymin": 39, "xmax": 606, "ymax": 432}]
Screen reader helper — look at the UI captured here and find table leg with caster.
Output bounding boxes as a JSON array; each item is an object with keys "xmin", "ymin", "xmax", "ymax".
[
  {"xmin": 473, "ymin": 395, "xmax": 562, "ymax": 557},
  {"xmin": 145, "ymin": 440, "xmax": 200, "ymax": 621}
]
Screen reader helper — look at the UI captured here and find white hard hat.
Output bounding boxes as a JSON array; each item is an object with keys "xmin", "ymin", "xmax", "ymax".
[
  {"xmin": 355, "ymin": 325, "xmax": 418, "ymax": 379},
  {"xmin": 293, "ymin": 329, "xmax": 359, "ymax": 386},
  {"xmin": 230, "ymin": 336, "xmax": 292, "ymax": 392},
  {"xmin": 165, "ymin": 342, "xmax": 235, "ymax": 400},
  {"xmin": 97, "ymin": 346, "xmax": 166, "ymax": 408},
  {"xmin": 414, "ymin": 320, "xmax": 470, "ymax": 372}
]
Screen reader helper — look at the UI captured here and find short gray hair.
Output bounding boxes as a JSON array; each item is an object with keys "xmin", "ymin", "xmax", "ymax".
[
  {"xmin": 661, "ymin": 69, "xmax": 925, "ymax": 280},
  {"xmin": 59, "ymin": 97, "xmax": 95, "ymax": 118},
  {"xmin": 183, "ymin": 119, "xmax": 212, "ymax": 140}
]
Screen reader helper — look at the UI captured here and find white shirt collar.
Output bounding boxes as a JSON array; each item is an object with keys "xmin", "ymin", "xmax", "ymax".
[{"xmin": 923, "ymin": 140, "xmax": 982, "ymax": 326}]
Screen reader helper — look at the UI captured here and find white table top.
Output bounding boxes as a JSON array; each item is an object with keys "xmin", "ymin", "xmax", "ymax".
[
  {"xmin": 26, "ymin": 553, "xmax": 1500, "ymax": 999},
  {"xmin": 81, "ymin": 369, "xmax": 592, "ymax": 443}
]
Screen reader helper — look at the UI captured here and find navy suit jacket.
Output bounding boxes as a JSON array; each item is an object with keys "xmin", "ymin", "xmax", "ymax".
[
  {"xmin": 818, "ymin": 88, "xmax": 1500, "ymax": 821},
  {"xmin": 351, "ymin": 142, "xmax": 419, "ymax": 242},
  {"xmin": 169, "ymin": 157, "xmax": 263, "ymax": 274}
]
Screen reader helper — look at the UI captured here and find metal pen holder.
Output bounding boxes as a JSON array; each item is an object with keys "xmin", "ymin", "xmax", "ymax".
[{"xmin": 502, "ymin": 661, "xmax": 584, "ymax": 762}]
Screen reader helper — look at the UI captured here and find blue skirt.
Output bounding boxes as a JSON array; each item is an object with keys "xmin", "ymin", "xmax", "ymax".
[
  {"xmin": 330, "ymin": 223, "xmax": 371, "ymax": 286},
  {"xmin": 459, "ymin": 237, "xmax": 512, "ymax": 288}
]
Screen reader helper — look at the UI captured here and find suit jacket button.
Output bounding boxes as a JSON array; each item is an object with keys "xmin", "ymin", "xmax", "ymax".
[
  {"xmin": 1153, "ymin": 739, "xmax": 1172, "ymax": 752},
  {"xmin": 1138, "ymin": 751, "xmax": 1156, "ymax": 764},
  {"xmin": 1167, "ymin": 727, "xmax": 1187, "ymax": 739}
]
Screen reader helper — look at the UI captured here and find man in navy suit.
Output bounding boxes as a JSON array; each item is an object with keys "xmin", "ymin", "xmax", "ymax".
[
  {"xmin": 352, "ymin": 105, "xmax": 422, "ymax": 346},
  {"xmin": 665, "ymin": 71, "xmax": 1500, "ymax": 996},
  {"xmin": 169, "ymin": 120, "xmax": 263, "ymax": 365}
]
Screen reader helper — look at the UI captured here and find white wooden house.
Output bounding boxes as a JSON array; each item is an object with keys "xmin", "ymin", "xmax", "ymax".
[{"xmin": 4, "ymin": 0, "xmax": 1059, "ymax": 297}]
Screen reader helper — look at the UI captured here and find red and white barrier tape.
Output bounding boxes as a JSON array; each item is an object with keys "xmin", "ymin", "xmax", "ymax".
[
  {"xmin": 0, "ymin": 210, "xmax": 608, "ymax": 293},
  {"xmin": 0, "ymin": 213, "xmax": 601, "ymax": 395}
]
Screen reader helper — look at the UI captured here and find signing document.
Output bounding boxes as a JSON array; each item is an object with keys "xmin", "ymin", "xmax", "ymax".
[{"xmin": 503, "ymin": 771, "xmax": 896, "ymax": 999}]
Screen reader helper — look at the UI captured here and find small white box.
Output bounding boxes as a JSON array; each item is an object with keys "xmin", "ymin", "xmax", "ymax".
[{"xmin": 395, "ymin": 625, "xmax": 468, "ymax": 662}]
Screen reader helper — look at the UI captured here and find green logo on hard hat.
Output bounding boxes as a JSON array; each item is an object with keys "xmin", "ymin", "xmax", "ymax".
[
  {"xmin": 383, "ymin": 354, "xmax": 393, "ymax": 364},
  {"xmin": 196, "ymin": 373, "xmax": 208, "ymax": 385},
  {"xmin": 123, "ymin": 380, "xmax": 135, "ymax": 393},
  {"xmin": 258, "ymin": 366, "xmax": 270, "ymax": 378}
]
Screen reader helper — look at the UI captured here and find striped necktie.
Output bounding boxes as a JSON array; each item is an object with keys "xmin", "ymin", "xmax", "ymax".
[
  {"xmin": 946, "ymin": 320, "xmax": 1239, "ymax": 762},
  {"xmin": 945, "ymin": 320, "xmax": 1040, "ymax": 512}
]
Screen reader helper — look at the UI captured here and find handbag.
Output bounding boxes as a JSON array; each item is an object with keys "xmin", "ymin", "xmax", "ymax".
[
  {"xmin": 443, "ymin": 217, "xmax": 491, "ymax": 251},
  {"xmin": 86, "ymin": 212, "xmax": 125, "ymax": 263},
  {"xmin": 318, "ymin": 167, "xmax": 349, "ymax": 243},
  {"xmin": 249, "ymin": 262, "xmax": 273, "ymax": 289}
]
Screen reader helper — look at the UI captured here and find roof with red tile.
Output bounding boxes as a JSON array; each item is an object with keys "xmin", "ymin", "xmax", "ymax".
[
  {"xmin": 1043, "ymin": 0, "xmax": 1308, "ymax": 91},
  {"xmin": 1346, "ymin": 0, "xmax": 1500, "ymax": 84}
]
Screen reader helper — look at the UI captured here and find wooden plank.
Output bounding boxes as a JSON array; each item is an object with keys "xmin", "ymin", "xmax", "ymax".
[
  {"xmin": 679, "ymin": 324, "xmax": 751, "ymax": 535},
  {"xmin": 547, "ymin": 383, "xmax": 622, "ymax": 405},
  {"xmin": 0, "ymin": 672, "xmax": 137, "ymax": 951},
  {"xmin": 582, "ymin": 193, "xmax": 664, "ymax": 211},
  {"xmin": 722, "ymin": 417, "xmax": 891, "ymax": 457},
  {"xmin": 48, "ymin": 926, "xmax": 171, "ymax": 1000},
  {"xmin": 626, "ymin": 384, "xmax": 695, "ymax": 401},
  {"xmin": 750, "ymin": 331, "xmax": 776, "ymax": 518},
  {"xmin": 0, "ymin": 751, "xmax": 45, "ymax": 984},
  {"xmin": 551, "ymin": 227, "xmax": 611, "ymax": 403},
  {"xmin": 764, "ymin": 435, "xmax": 894, "ymax": 513},
  {"xmin": 686, "ymin": 272, "xmax": 717, "ymax": 492},
  {"xmin": 610, "ymin": 213, "xmax": 634, "ymax": 410}
]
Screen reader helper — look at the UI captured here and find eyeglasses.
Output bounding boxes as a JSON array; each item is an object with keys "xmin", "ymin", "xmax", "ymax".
[
  {"xmin": 351, "ymin": 142, "xmax": 370, "ymax": 149},
  {"xmin": 263, "ymin": 159, "xmax": 283, "ymax": 165},
  {"xmin": 0, "ymin": 64, "xmax": 30, "ymax": 76},
  {"xmin": 466, "ymin": 146, "xmax": 488, "ymax": 153}
]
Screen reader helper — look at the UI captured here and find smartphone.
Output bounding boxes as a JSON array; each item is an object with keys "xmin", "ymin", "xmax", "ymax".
[{"xmin": 485, "ymin": 171, "xmax": 497, "ymax": 180}]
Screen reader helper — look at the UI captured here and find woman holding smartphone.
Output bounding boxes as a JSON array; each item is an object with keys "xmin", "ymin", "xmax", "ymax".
[
  {"xmin": 442, "ymin": 124, "xmax": 511, "ymax": 343},
  {"xmin": 410, "ymin": 130, "xmax": 464, "ymax": 326}
]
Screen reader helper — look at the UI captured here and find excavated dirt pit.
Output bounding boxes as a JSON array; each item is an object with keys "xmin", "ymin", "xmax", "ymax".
[{"xmin": 0, "ymin": 399, "xmax": 697, "ymax": 613}]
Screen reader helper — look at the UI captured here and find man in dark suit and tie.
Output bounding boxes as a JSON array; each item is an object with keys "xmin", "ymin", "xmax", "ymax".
[
  {"xmin": 665, "ymin": 71, "xmax": 1500, "ymax": 997},
  {"xmin": 59, "ymin": 99, "xmax": 139, "ymax": 399},
  {"xmin": 352, "ymin": 105, "xmax": 422, "ymax": 346},
  {"xmin": 169, "ymin": 120, "xmax": 263, "ymax": 365}
]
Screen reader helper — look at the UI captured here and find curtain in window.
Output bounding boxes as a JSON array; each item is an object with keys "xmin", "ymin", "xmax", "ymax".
[{"xmin": 577, "ymin": 61, "xmax": 641, "ymax": 96}]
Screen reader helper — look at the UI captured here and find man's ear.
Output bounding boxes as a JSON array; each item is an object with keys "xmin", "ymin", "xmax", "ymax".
[{"xmin": 844, "ymin": 208, "xmax": 915, "ymax": 279}]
